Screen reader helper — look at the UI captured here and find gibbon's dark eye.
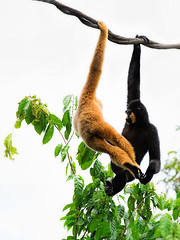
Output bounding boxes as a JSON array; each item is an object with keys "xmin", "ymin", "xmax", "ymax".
[{"xmin": 125, "ymin": 109, "xmax": 132, "ymax": 114}]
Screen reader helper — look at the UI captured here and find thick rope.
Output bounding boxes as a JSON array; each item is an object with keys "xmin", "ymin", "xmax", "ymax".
[{"xmin": 33, "ymin": 0, "xmax": 180, "ymax": 50}]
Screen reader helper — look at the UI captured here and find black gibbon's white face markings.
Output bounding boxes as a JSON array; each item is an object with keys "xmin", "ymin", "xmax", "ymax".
[
  {"xmin": 106, "ymin": 39, "xmax": 161, "ymax": 196},
  {"xmin": 73, "ymin": 22, "xmax": 143, "ymax": 179}
]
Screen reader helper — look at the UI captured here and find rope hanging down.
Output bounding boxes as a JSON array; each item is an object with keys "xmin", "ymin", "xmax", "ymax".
[{"xmin": 33, "ymin": 0, "xmax": 180, "ymax": 50}]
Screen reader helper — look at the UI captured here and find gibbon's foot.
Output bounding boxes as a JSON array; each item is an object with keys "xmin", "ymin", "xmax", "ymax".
[
  {"xmin": 136, "ymin": 35, "xmax": 149, "ymax": 43},
  {"xmin": 139, "ymin": 173, "xmax": 152, "ymax": 185},
  {"xmin": 105, "ymin": 174, "xmax": 128, "ymax": 197},
  {"xmin": 124, "ymin": 163, "xmax": 143, "ymax": 179},
  {"xmin": 105, "ymin": 180, "xmax": 114, "ymax": 196}
]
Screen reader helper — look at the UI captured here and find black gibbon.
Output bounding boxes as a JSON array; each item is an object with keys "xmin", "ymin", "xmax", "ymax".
[
  {"xmin": 73, "ymin": 22, "xmax": 143, "ymax": 179},
  {"xmin": 105, "ymin": 37, "xmax": 161, "ymax": 196}
]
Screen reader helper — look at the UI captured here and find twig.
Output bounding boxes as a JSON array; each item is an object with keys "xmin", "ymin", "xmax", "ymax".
[
  {"xmin": 54, "ymin": 125, "xmax": 76, "ymax": 175},
  {"xmin": 33, "ymin": 0, "xmax": 180, "ymax": 49},
  {"xmin": 40, "ymin": 107, "xmax": 76, "ymax": 175},
  {"xmin": 120, "ymin": 198, "xmax": 144, "ymax": 237}
]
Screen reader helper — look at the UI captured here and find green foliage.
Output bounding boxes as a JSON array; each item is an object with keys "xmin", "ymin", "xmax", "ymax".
[
  {"xmin": 4, "ymin": 95, "xmax": 180, "ymax": 239},
  {"xmin": 4, "ymin": 95, "xmax": 77, "ymax": 177},
  {"xmin": 4, "ymin": 134, "xmax": 18, "ymax": 160},
  {"xmin": 61, "ymin": 160, "xmax": 118, "ymax": 239},
  {"xmin": 161, "ymin": 150, "xmax": 180, "ymax": 194},
  {"xmin": 62, "ymin": 170, "xmax": 180, "ymax": 239},
  {"xmin": 76, "ymin": 142, "xmax": 100, "ymax": 170}
]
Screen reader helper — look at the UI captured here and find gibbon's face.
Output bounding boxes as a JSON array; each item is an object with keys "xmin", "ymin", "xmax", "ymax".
[
  {"xmin": 125, "ymin": 100, "xmax": 149, "ymax": 124},
  {"xmin": 125, "ymin": 110, "xmax": 136, "ymax": 124}
]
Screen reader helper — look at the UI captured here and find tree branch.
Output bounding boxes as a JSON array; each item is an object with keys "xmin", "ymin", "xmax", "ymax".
[{"xmin": 33, "ymin": 0, "xmax": 180, "ymax": 49}]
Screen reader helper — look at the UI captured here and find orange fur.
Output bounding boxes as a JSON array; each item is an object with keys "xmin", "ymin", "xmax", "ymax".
[{"xmin": 73, "ymin": 21, "xmax": 141, "ymax": 177}]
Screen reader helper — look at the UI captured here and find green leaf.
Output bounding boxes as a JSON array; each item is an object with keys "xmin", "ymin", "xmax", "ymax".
[
  {"xmin": 11, "ymin": 146, "xmax": 18, "ymax": 155},
  {"xmin": 61, "ymin": 145, "xmax": 70, "ymax": 162},
  {"xmin": 165, "ymin": 213, "xmax": 172, "ymax": 221},
  {"xmin": 50, "ymin": 114, "xmax": 63, "ymax": 131},
  {"xmin": 18, "ymin": 97, "xmax": 29, "ymax": 115},
  {"xmin": 89, "ymin": 214, "xmax": 103, "ymax": 233},
  {"xmin": 33, "ymin": 120, "xmax": 43, "ymax": 135},
  {"xmin": 4, "ymin": 134, "xmax": 18, "ymax": 160},
  {"xmin": 62, "ymin": 203, "xmax": 74, "ymax": 211},
  {"xmin": 62, "ymin": 110, "xmax": 72, "ymax": 140},
  {"xmin": 54, "ymin": 144, "xmax": 63, "ymax": 157},
  {"xmin": 43, "ymin": 123, "xmax": 54, "ymax": 144},
  {"xmin": 63, "ymin": 95, "xmax": 73, "ymax": 112},
  {"xmin": 117, "ymin": 204, "xmax": 125, "ymax": 219},
  {"xmin": 62, "ymin": 110, "xmax": 71, "ymax": 125},
  {"xmin": 155, "ymin": 216, "xmax": 171, "ymax": 238},
  {"xmin": 74, "ymin": 96, "xmax": 78, "ymax": 110},
  {"xmin": 74, "ymin": 176, "xmax": 84, "ymax": 197},
  {"xmin": 40, "ymin": 112, "xmax": 49, "ymax": 132},
  {"xmin": 75, "ymin": 96, "xmax": 78, "ymax": 109},
  {"xmin": 172, "ymin": 222, "xmax": 180, "ymax": 239},
  {"xmin": 67, "ymin": 237, "xmax": 76, "ymax": 240},
  {"xmin": 164, "ymin": 198, "xmax": 174, "ymax": 211},
  {"xmin": 64, "ymin": 122, "xmax": 72, "ymax": 140},
  {"xmin": 137, "ymin": 218, "xmax": 145, "ymax": 234},
  {"xmin": 109, "ymin": 219, "xmax": 117, "ymax": 240},
  {"xmin": 76, "ymin": 142, "xmax": 96, "ymax": 170},
  {"xmin": 14, "ymin": 119, "xmax": 23, "ymax": 129},
  {"xmin": 168, "ymin": 151, "xmax": 177, "ymax": 156},
  {"xmin": 173, "ymin": 207, "xmax": 179, "ymax": 220},
  {"xmin": 93, "ymin": 160, "xmax": 102, "ymax": 175},
  {"xmin": 107, "ymin": 163, "xmax": 114, "ymax": 178},
  {"xmin": 66, "ymin": 163, "xmax": 69, "ymax": 176},
  {"xmin": 177, "ymin": 190, "xmax": 180, "ymax": 199},
  {"xmin": 158, "ymin": 194, "xmax": 166, "ymax": 210},
  {"xmin": 4, "ymin": 134, "xmax": 12, "ymax": 148},
  {"xmin": 95, "ymin": 221, "xmax": 111, "ymax": 239},
  {"xmin": 124, "ymin": 184, "xmax": 135, "ymax": 194},
  {"xmin": 71, "ymin": 161, "xmax": 76, "ymax": 175},
  {"xmin": 64, "ymin": 215, "xmax": 76, "ymax": 230},
  {"xmin": 25, "ymin": 101, "xmax": 35, "ymax": 125},
  {"xmin": 67, "ymin": 174, "xmax": 75, "ymax": 181},
  {"xmin": 32, "ymin": 110, "xmax": 48, "ymax": 135},
  {"xmin": 90, "ymin": 160, "xmax": 103, "ymax": 179}
]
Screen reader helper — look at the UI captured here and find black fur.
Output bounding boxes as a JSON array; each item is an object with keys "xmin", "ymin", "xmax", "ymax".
[{"xmin": 105, "ymin": 39, "xmax": 161, "ymax": 196}]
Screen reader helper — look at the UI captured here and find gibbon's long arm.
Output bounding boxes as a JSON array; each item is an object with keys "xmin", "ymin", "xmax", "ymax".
[
  {"xmin": 140, "ymin": 124, "xmax": 161, "ymax": 184},
  {"xmin": 73, "ymin": 22, "xmax": 142, "ymax": 179},
  {"xmin": 127, "ymin": 42, "xmax": 141, "ymax": 105}
]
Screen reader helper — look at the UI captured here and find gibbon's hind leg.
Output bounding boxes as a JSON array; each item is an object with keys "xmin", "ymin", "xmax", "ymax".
[
  {"xmin": 93, "ymin": 121, "xmax": 136, "ymax": 164},
  {"xmin": 90, "ymin": 121, "xmax": 143, "ymax": 178},
  {"xmin": 105, "ymin": 170, "xmax": 128, "ymax": 196},
  {"xmin": 86, "ymin": 135, "xmax": 142, "ymax": 179},
  {"xmin": 105, "ymin": 169, "xmax": 135, "ymax": 196}
]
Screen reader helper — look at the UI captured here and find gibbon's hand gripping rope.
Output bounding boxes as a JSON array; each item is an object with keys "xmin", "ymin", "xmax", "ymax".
[{"xmin": 33, "ymin": 0, "xmax": 180, "ymax": 49}]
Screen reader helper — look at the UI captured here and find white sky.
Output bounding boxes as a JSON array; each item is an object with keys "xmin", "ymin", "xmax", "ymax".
[{"xmin": 0, "ymin": 0, "xmax": 180, "ymax": 239}]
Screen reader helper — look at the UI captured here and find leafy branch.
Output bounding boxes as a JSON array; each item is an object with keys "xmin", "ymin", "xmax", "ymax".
[
  {"xmin": 4, "ymin": 95, "xmax": 180, "ymax": 239},
  {"xmin": 33, "ymin": 0, "xmax": 180, "ymax": 49},
  {"xmin": 4, "ymin": 95, "xmax": 78, "ymax": 176}
]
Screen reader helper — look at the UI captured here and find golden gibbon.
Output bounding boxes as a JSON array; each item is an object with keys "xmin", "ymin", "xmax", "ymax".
[{"xmin": 73, "ymin": 21, "xmax": 142, "ymax": 179}]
